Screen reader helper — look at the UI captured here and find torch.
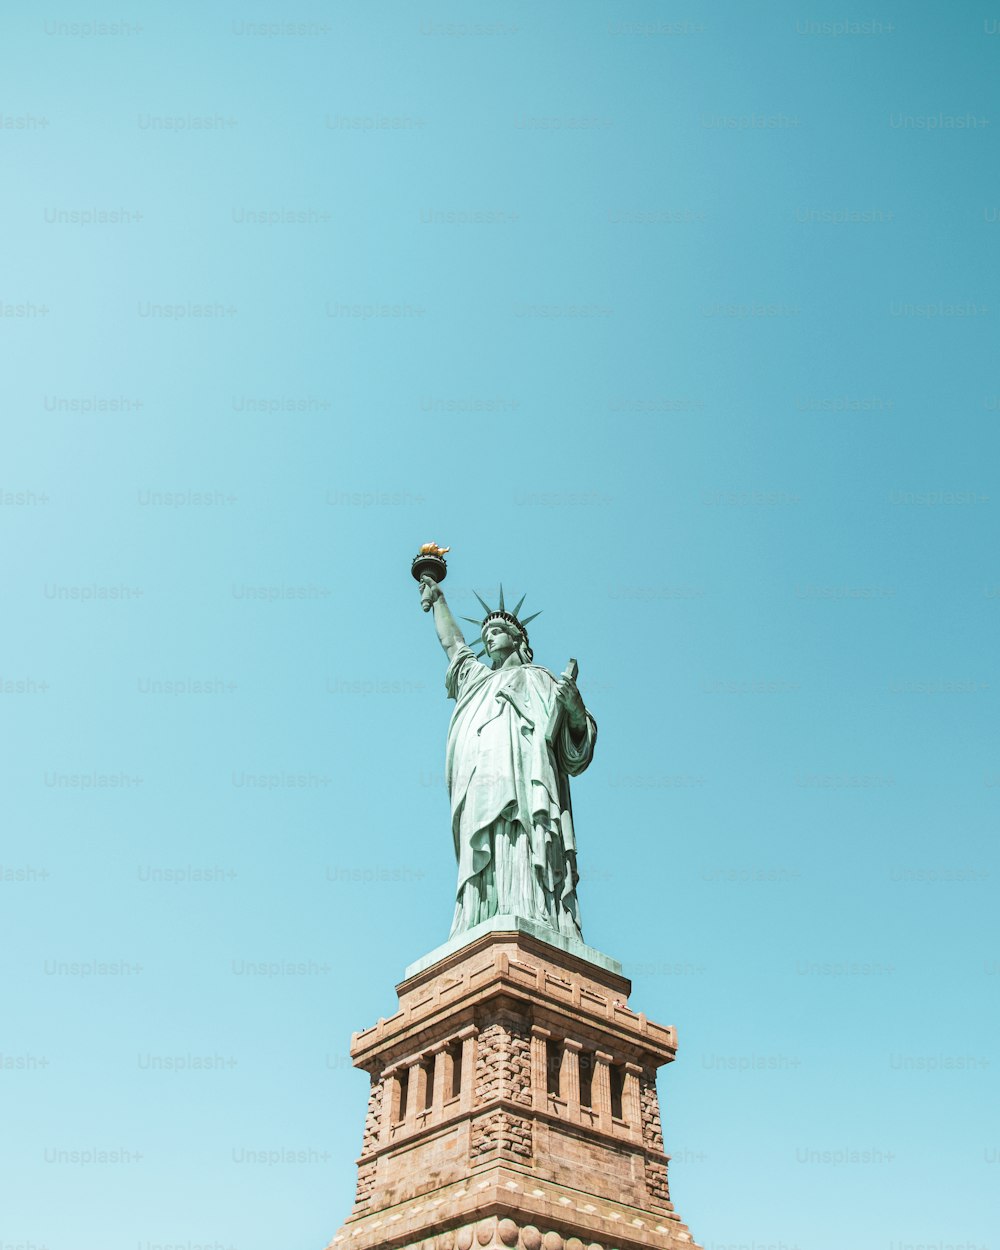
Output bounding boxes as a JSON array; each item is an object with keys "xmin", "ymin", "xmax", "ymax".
[{"xmin": 412, "ymin": 543, "xmax": 449, "ymax": 611}]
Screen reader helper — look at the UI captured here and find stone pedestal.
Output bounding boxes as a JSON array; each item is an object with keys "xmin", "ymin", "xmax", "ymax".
[{"xmin": 327, "ymin": 920, "xmax": 702, "ymax": 1250}]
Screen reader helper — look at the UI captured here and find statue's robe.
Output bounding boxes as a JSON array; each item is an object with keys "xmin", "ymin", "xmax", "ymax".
[{"xmin": 444, "ymin": 644, "xmax": 597, "ymax": 939}]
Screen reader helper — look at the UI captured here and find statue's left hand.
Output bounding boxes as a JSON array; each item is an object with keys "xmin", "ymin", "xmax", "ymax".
[{"xmin": 555, "ymin": 673, "xmax": 587, "ymax": 732}]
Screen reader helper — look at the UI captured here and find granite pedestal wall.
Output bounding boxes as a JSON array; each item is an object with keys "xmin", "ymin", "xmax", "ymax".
[{"xmin": 327, "ymin": 919, "xmax": 702, "ymax": 1250}]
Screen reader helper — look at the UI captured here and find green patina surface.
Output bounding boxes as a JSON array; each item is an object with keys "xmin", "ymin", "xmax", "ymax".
[{"xmin": 418, "ymin": 565, "xmax": 603, "ymax": 952}]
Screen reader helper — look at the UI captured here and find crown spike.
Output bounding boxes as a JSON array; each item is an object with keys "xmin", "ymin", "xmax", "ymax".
[
  {"xmin": 473, "ymin": 590, "xmax": 493, "ymax": 615},
  {"xmin": 512, "ymin": 593, "xmax": 527, "ymax": 617},
  {"xmin": 520, "ymin": 611, "xmax": 542, "ymax": 627},
  {"xmin": 498, "ymin": 584, "xmax": 505, "ymax": 612}
]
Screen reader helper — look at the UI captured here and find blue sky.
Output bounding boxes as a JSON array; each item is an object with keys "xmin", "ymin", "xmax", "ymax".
[{"xmin": 3, "ymin": 3, "xmax": 998, "ymax": 1249}]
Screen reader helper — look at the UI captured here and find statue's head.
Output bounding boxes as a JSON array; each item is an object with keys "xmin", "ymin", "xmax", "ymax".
[
  {"xmin": 466, "ymin": 588, "xmax": 539, "ymax": 669},
  {"xmin": 481, "ymin": 614, "xmax": 533, "ymax": 669}
]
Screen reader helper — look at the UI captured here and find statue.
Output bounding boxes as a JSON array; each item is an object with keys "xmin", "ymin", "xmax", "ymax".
[{"xmin": 414, "ymin": 547, "xmax": 597, "ymax": 943}]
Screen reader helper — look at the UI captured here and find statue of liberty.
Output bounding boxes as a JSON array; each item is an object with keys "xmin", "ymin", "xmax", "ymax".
[{"xmin": 416, "ymin": 550, "xmax": 597, "ymax": 943}]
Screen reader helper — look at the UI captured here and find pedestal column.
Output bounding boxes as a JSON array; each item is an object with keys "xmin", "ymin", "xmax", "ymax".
[
  {"xmin": 594, "ymin": 1049, "xmax": 613, "ymax": 1132},
  {"xmin": 624, "ymin": 1061, "xmax": 643, "ymax": 1144},
  {"xmin": 562, "ymin": 1039, "xmax": 583, "ymax": 1122}
]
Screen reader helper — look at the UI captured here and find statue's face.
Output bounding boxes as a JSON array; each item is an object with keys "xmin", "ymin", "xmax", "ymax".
[{"xmin": 483, "ymin": 622, "xmax": 516, "ymax": 661}]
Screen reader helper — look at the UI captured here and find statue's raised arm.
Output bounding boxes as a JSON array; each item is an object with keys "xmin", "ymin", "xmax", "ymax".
[{"xmin": 418, "ymin": 574, "xmax": 466, "ymax": 661}]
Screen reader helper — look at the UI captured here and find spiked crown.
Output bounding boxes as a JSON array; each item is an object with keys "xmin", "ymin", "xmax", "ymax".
[{"xmin": 462, "ymin": 585, "xmax": 541, "ymax": 662}]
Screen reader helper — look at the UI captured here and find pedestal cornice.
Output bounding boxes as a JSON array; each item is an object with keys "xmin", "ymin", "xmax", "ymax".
[{"xmin": 352, "ymin": 927, "xmax": 674, "ymax": 1073}]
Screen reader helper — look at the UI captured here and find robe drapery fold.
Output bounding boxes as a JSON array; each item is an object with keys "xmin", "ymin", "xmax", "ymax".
[{"xmin": 444, "ymin": 644, "xmax": 596, "ymax": 940}]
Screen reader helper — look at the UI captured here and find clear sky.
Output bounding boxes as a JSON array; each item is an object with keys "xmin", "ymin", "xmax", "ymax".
[{"xmin": 3, "ymin": 3, "xmax": 998, "ymax": 1249}]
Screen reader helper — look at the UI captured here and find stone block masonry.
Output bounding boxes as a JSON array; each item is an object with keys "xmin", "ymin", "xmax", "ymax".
[{"xmin": 327, "ymin": 927, "xmax": 702, "ymax": 1250}]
